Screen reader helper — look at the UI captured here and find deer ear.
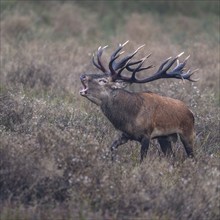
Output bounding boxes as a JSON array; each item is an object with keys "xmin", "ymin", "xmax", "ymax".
[{"xmin": 111, "ymin": 81, "xmax": 128, "ymax": 89}]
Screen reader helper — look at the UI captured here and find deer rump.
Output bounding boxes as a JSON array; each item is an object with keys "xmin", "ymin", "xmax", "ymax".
[{"xmin": 80, "ymin": 41, "xmax": 197, "ymax": 162}]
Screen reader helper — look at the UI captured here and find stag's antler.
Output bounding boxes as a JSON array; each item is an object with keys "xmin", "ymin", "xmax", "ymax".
[
  {"xmin": 92, "ymin": 45, "xmax": 109, "ymax": 73},
  {"xmin": 120, "ymin": 52, "xmax": 199, "ymax": 83},
  {"xmin": 92, "ymin": 41, "xmax": 199, "ymax": 83},
  {"xmin": 108, "ymin": 41, "xmax": 153, "ymax": 81}
]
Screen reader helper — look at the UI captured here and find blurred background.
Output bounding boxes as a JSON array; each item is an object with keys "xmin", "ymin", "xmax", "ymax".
[
  {"xmin": 0, "ymin": 1, "xmax": 219, "ymax": 220},
  {"xmin": 1, "ymin": 0, "xmax": 219, "ymax": 96}
]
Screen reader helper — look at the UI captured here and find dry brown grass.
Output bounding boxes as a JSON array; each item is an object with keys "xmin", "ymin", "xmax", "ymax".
[
  {"xmin": 1, "ymin": 14, "xmax": 32, "ymax": 39},
  {"xmin": 0, "ymin": 2, "xmax": 219, "ymax": 220}
]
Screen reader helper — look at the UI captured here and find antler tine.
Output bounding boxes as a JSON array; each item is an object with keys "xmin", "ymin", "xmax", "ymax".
[
  {"xmin": 113, "ymin": 44, "xmax": 145, "ymax": 71},
  {"xmin": 92, "ymin": 45, "xmax": 108, "ymax": 73},
  {"xmin": 134, "ymin": 44, "xmax": 145, "ymax": 53},
  {"xmin": 131, "ymin": 64, "xmax": 154, "ymax": 72},
  {"xmin": 157, "ymin": 57, "xmax": 172, "ymax": 72},
  {"xmin": 109, "ymin": 43, "xmax": 146, "ymax": 80},
  {"xmin": 127, "ymin": 56, "xmax": 150, "ymax": 81},
  {"xmin": 111, "ymin": 41, "xmax": 129, "ymax": 60},
  {"xmin": 111, "ymin": 46, "xmax": 123, "ymax": 60},
  {"xmin": 96, "ymin": 45, "xmax": 108, "ymax": 72},
  {"xmin": 158, "ymin": 52, "xmax": 184, "ymax": 74},
  {"xmin": 109, "ymin": 41, "xmax": 129, "ymax": 74},
  {"xmin": 109, "ymin": 51, "xmax": 126, "ymax": 74},
  {"xmin": 183, "ymin": 55, "xmax": 190, "ymax": 65},
  {"xmin": 177, "ymin": 51, "xmax": 184, "ymax": 58},
  {"xmin": 128, "ymin": 53, "xmax": 151, "ymax": 66},
  {"xmin": 117, "ymin": 53, "xmax": 151, "ymax": 76},
  {"xmin": 181, "ymin": 69, "xmax": 199, "ymax": 82},
  {"xmin": 126, "ymin": 53, "xmax": 153, "ymax": 72},
  {"xmin": 113, "ymin": 52, "xmax": 138, "ymax": 71},
  {"xmin": 117, "ymin": 58, "xmax": 131, "ymax": 76},
  {"xmin": 171, "ymin": 54, "xmax": 190, "ymax": 74},
  {"xmin": 132, "ymin": 56, "xmax": 147, "ymax": 73},
  {"xmin": 122, "ymin": 40, "xmax": 129, "ymax": 47},
  {"xmin": 92, "ymin": 53, "xmax": 101, "ymax": 69},
  {"xmin": 109, "ymin": 43, "xmax": 155, "ymax": 81},
  {"xmin": 117, "ymin": 56, "xmax": 147, "ymax": 82}
]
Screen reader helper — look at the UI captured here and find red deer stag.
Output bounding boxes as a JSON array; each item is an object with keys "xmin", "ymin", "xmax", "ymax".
[{"xmin": 80, "ymin": 41, "xmax": 198, "ymax": 162}]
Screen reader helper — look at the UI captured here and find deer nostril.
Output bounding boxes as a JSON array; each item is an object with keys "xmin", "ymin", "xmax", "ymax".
[{"xmin": 80, "ymin": 75, "xmax": 86, "ymax": 81}]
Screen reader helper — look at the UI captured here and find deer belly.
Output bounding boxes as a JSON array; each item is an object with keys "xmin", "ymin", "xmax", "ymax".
[{"xmin": 151, "ymin": 127, "xmax": 180, "ymax": 139}]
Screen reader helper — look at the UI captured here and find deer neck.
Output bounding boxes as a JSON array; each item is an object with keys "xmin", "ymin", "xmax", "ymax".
[{"xmin": 100, "ymin": 89, "xmax": 143, "ymax": 130}]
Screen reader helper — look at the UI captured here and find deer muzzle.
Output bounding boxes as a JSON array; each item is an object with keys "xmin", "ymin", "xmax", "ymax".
[{"xmin": 80, "ymin": 75, "xmax": 88, "ymax": 96}]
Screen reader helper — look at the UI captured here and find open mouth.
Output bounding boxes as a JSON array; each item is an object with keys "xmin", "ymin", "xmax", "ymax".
[{"xmin": 80, "ymin": 79, "xmax": 88, "ymax": 96}]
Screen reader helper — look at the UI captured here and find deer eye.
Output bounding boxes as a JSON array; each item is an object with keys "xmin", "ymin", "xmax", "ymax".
[{"xmin": 98, "ymin": 78, "xmax": 108, "ymax": 84}]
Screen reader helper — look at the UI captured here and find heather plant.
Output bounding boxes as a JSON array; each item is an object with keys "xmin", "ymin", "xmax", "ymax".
[{"xmin": 0, "ymin": 1, "xmax": 219, "ymax": 220}]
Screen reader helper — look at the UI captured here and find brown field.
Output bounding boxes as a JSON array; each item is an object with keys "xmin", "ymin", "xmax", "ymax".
[{"xmin": 0, "ymin": 1, "xmax": 219, "ymax": 220}]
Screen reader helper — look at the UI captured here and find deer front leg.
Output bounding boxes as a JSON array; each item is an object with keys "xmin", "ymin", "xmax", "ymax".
[
  {"xmin": 110, "ymin": 133, "xmax": 129, "ymax": 161},
  {"xmin": 140, "ymin": 137, "xmax": 150, "ymax": 163}
]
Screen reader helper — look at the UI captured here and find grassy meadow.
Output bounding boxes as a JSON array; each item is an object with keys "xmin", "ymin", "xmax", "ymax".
[{"xmin": 0, "ymin": 1, "xmax": 219, "ymax": 219}]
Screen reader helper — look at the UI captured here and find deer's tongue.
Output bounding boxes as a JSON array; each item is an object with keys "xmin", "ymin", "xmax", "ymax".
[{"xmin": 80, "ymin": 88, "xmax": 88, "ymax": 95}]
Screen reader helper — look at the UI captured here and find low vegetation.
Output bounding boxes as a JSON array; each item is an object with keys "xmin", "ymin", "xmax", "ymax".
[{"xmin": 0, "ymin": 1, "xmax": 219, "ymax": 220}]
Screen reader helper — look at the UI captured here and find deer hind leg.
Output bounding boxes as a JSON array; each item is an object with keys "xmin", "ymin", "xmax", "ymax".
[
  {"xmin": 179, "ymin": 132, "xmax": 195, "ymax": 158},
  {"xmin": 140, "ymin": 137, "xmax": 150, "ymax": 163},
  {"xmin": 157, "ymin": 136, "xmax": 174, "ymax": 157},
  {"xmin": 110, "ymin": 133, "xmax": 129, "ymax": 161}
]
